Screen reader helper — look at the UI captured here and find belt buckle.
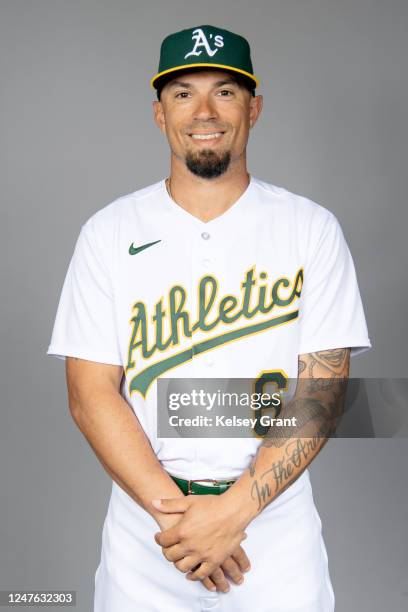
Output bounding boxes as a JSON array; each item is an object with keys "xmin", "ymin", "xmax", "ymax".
[{"xmin": 187, "ymin": 478, "xmax": 235, "ymax": 495}]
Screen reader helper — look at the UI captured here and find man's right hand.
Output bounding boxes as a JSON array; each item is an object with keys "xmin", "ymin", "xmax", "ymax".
[
  {"xmin": 157, "ymin": 512, "xmax": 250, "ymax": 593},
  {"xmin": 64, "ymin": 358, "xmax": 251, "ymax": 593}
]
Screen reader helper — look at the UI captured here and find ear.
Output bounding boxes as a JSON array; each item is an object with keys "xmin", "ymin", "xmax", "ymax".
[
  {"xmin": 249, "ymin": 94, "xmax": 263, "ymax": 129},
  {"xmin": 152, "ymin": 100, "xmax": 166, "ymax": 135}
]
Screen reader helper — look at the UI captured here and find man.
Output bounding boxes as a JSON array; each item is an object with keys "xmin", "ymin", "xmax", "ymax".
[{"xmin": 47, "ymin": 24, "xmax": 371, "ymax": 611}]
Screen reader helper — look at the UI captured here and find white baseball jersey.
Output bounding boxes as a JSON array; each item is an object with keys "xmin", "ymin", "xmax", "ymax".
[{"xmin": 47, "ymin": 175, "xmax": 371, "ymax": 611}]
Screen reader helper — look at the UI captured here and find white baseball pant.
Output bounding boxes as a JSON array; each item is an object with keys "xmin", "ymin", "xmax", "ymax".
[{"xmin": 94, "ymin": 470, "xmax": 335, "ymax": 611}]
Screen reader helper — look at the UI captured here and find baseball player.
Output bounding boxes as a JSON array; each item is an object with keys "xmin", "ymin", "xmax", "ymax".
[{"xmin": 47, "ymin": 24, "xmax": 371, "ymax": 611}]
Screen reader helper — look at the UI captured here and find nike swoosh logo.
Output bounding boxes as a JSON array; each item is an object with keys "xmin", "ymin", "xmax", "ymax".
[{"xmin": 129, "ymin": 239, "xmax": 161, "ymax": 256}]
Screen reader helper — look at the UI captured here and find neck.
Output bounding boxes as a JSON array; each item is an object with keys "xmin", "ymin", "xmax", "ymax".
[{"xmin": 166, "ymin": 159, "xmax": 251, "ymax": 223}]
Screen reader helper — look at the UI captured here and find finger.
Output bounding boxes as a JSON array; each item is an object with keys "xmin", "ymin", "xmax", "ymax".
[
  {"xmin": 232, "ymin": 546, "xmax": 251, "ymax": 573},
  {"xmin": 154, "ymin": 527, "xmax": 181, "ymax": 548},
  {"xmin": 208, "ymin": 567, "xmax": 230, "ymax": 593},
  {"xmin": 186, "ymin": 561, "xmax": 214, "ymax": 582},
  {"xmin": 201, "ymin": 576, "xmax": 217, "ymax": 593},
  {"xmin": 152, "ymin": 498, "xmax": 190, "ymax": 513},
  {"xmin": 160, "ymin": 543, "xmax": 187, "ymax": 562},
  {"xmin": 220, "ymin": 557, "xmax": 244, "ymax": 585},
  {"xmin": 174, "ymin": 556, "xmax": 201, "ymax": 574}
]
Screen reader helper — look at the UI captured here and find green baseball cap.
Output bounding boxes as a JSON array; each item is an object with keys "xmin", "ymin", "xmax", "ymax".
[{"xmin": 150, "ymin": 25, "xmax": 259, "ymax": 92}]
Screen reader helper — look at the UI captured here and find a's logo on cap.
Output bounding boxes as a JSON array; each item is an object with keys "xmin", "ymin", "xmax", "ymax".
[{"xmin": 184, "ymin": 28, "xmax": 224, "ymax": 59}]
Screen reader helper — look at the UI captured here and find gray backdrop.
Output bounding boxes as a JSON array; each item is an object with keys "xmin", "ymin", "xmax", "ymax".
[{"xmin": 1, "ymin": 1, "xmax": 407, "ymax": 610}]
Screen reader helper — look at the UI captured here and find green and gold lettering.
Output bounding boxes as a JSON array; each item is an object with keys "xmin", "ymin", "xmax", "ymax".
[
  {"xmin": 168, "ymin": 286, "xmax": 191, "ymax": 343},
  {"xmin": 126, "ymin": 302, "xmax": 154, "ymax": 370},
  {"xmin": 194, "ymin": 275, "xmax": 219, "ymax": 331},
  {"xmin": 126, "ymin": 266, "xmax": 304, "ymax": 393}
]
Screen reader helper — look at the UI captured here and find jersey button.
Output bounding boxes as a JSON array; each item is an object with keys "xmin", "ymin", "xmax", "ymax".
[
  {"xmin": 205, "ymin": 356, "xmax": 214, "ymax": 367},
  {"xmin": 202, "ymin": 258, "xmax": 212, "ymax": 269},
  {"xmin": 201, "ymin": 231, "xmax": 210, "ymax": 240}
]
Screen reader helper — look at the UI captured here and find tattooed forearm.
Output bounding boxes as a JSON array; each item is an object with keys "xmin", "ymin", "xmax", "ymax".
[
  {"xmin": 247, "ymin": 348, "xmax": 350, "ymax": 513},
  {"xmin": 262, "ymin": 378, "xmax": 347, "ymax": 449},
  {"xmin": 251, "ymin": 435, "xmax": 327, "ymax": 510},
  {"xmin": 298, "ymin": 358, "xmax": 306, "ymax": 375}
]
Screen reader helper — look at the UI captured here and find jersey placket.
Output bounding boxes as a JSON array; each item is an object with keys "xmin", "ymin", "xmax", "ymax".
[{"xmin": 190, "ymin": 226, "xmax": 227, "ymax": 378}]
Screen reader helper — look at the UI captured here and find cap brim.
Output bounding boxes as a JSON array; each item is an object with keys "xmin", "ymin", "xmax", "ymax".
[{"xmin": 150, "ymin": 63, "xmax": 259, "ymax": 90}]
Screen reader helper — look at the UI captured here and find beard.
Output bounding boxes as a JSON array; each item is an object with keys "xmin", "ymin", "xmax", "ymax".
[{"xmin": 185, "ymin": 147, "xmax": 231, "ymax": 179}]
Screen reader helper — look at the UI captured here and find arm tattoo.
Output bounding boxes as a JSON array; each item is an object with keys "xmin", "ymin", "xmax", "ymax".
[
  {"xmin": 298, "ymin": 358, "xmax": 306, "ymax": 375},
  {"xmin": 249, "ymin": 348, "xmax": 350, "ymax": 512}
]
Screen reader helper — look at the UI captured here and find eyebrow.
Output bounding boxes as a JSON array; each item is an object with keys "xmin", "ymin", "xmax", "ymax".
[{"xmin": 166, "ymin": 78, "xmax": 240, "ymax": 90}]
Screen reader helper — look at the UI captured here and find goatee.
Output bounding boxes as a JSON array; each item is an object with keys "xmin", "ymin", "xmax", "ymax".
[{"xmin": 185, "ymin": 149, "xmax": 231, "ymax": 179}]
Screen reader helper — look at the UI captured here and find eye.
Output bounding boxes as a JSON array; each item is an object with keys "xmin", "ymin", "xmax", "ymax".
[
  {"xmin": 175, "ymin": 92, "xmax": 190, "ymax": 98},
  {"xmin": 218, "ymin": 89, "xmax": 234, "ymax": 96}
]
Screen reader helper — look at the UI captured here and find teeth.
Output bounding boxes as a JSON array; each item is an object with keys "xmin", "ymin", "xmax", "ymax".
[{"xmin": 190, "ymin": 132, "xmax": 223, "ymax": 140}]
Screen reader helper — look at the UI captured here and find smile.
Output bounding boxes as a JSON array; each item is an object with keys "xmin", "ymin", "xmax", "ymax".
[{"xmin": 189, "ymin": 132, "xmax": 224, "ymax": 140}]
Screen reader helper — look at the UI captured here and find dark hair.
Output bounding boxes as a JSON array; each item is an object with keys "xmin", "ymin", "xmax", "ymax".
[{"xmin": 156, "ymin": 69, "xmax": 256, "ymax": 101}]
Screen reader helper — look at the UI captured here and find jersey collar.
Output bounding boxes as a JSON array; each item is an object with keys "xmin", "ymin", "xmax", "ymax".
[{"xmin": 160, "ymin": 174, "xmax": 255, "ymax": 230}]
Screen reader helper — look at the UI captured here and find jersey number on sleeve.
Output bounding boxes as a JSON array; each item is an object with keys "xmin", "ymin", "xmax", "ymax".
[{"xmin": 253, "ymin": 370, "xmax": 289, "ymax": 437}]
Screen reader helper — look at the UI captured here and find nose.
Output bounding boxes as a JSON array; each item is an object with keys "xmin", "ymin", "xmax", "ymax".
[{"xmin": 193, "ymin": 94, "xmax": 218, "ymax": 121}]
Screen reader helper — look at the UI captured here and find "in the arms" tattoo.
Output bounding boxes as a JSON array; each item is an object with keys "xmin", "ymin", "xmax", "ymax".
[{"xmin": 249, "ymin": 348, "xmax": 350, "ymax": 511}]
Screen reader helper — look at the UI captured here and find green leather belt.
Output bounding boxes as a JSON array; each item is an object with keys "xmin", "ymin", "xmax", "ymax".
[{"xmin": 170, "ymin": 474, "xmax": 236, "ymax": 496}]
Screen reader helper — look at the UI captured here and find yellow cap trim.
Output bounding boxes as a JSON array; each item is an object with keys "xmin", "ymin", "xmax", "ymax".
[{"xmin": 150, "ymin": 62, "xmax": 259, "ymax": 90}]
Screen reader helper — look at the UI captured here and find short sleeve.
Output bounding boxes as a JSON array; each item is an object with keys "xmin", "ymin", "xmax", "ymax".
[
  {"xmin": 47, "ymin": 216, "xmax": 122, "ymax": 365},
  {"xmin": 298, "ymin": 211, "xmax": 372, "ymax": 358}
]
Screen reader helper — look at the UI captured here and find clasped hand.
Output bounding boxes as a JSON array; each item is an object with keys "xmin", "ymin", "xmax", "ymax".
[{"xmin": 152, "ymin": 494, "xmax": 250, "ymax": 591}]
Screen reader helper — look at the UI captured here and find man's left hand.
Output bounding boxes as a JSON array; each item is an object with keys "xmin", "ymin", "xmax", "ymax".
[{"xmin": 152, "ymin": 495, "xmax": 250, "ymax": 581}]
